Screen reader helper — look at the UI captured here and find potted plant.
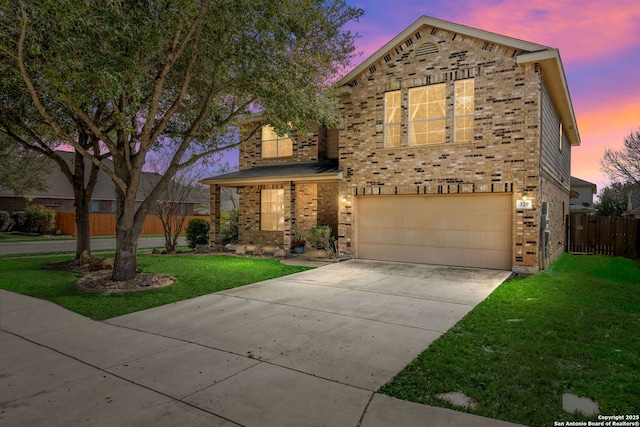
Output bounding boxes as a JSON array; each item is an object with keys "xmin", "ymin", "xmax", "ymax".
[{"xmin": 291, "ymin": 233, "xmax": 306, "ymax": 254}]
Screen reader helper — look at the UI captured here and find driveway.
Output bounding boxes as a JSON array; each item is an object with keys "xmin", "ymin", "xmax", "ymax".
[{"xmin": 1, "ymin": 260, "xmax": 517, "ymax": 426}]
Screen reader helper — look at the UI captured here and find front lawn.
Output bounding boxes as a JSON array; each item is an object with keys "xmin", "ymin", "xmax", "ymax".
[
  {"xmin": 0, "ymin": 254, "xmax": 311, "ymax": 320},
  {"xmin": 380, "ymin": 254, "xmax": 640, "ymax": 427}
]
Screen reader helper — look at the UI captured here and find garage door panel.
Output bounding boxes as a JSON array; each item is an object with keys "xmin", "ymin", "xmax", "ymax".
[{"xmin": 356, "ymin": 194, "xmax": 512, "ymax": 270}]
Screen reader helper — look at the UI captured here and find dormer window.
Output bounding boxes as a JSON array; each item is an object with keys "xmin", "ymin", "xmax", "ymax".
[{"xmin": 261, "ymin": 125, "xmax": 292, "ymax": 158}]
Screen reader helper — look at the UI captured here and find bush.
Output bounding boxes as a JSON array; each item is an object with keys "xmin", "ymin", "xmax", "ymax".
[
  {"xmin": 185, "ymin": 218, "xmax": 210, "ymax": 249},
  {"xmin": 11, "ymin": 211, "xmax": 27, "ymax": 232},
  {"xmin": 24, "ymin": 205, "xmax": 56, "ymax": 234},
  {"xmin": 220, "ymin": 208, "xmax": 239, "ymax": 245},
  {"xmin": 0, "ymin": 210, "xmax": 9, "ymax": 231},
  {"xmin": 307, "ymin": 225, "xmax": 337, "ymax": 258}
]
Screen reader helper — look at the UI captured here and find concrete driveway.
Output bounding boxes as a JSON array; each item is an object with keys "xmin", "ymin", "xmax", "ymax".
[{"xmin": 1, "ymin": 260, "xmax": 518, "ymax": 426}]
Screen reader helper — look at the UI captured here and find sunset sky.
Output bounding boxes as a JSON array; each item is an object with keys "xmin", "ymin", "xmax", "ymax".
[{"xmin": 343, "ymin": 0, "xmax": 640, "ymax": 193}]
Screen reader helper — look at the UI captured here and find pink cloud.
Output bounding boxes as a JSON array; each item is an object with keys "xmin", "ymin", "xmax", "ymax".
[{"xmin": 450, "ymin": 0, "xmax": 640, "ymax": 64}]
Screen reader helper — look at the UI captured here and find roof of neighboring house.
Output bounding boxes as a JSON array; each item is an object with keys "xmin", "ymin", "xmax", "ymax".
[
  {"xmin": 201, "ymin": 160, "xmax": 341, "ymax": 186},
  {"xmin": 0, "ymin": 150, "xmax": 208, "ymax": 204},
  {"xmin": 570, "ymin": 176, "xmax": 597, "ymax": 194},
  {"xmin": 336, "ymin": 15, "xmax": 580, "ymax": 147}
]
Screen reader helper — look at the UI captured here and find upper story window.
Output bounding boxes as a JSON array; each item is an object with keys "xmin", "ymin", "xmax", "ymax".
[
  {"xmin": 454, "ymin": 79, "xmax": 475, "ymax": 142},
  {"xmin": 409, "ymin": 83, "xmax": 446, "ymax": 145},
  {"xmin": 384, "ymin": 91, "xmax": 402, "ymax": 148},
  {"xmin": 383, "ymin": 78, "xmax": 475, "ymax": 147},
  {"xmin": 261, "ymin": 125, "xmax": 292, "ymax": 158}
]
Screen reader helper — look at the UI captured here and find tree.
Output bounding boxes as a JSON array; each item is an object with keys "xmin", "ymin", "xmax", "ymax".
[
  {"xmin": 593, "ymin": 182, "xmax": 639, "ymax": 217},
  {"xmin": 0, "ymin": 0, "xmax": 362, "ymax": 280},
  {"xmin": 142, "ymin": 147, "xmax": 210, "ymax": 253},
  {"xmin": 601, "ymin": 128, "xmax": 640, "ymax": 187},
  {"xmin": 0, "ymin": 134, "xmax": 51, "ymax": 197}
]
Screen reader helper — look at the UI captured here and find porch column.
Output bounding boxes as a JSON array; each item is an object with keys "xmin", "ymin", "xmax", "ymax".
[
  {"xmin": 283, "ymin": 181, "xmax": 295, "ymax": 250},
  {"xmin": 209, "ymin": 184, "xmax": 221, "ymax": 245}
]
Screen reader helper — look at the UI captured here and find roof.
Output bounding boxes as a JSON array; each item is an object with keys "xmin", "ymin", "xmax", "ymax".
[
  {"xmin": 0, "ymin": 150, "xmax": 207, "ymax": 204},
  {"xmin": 570, "ymin": 176, "xmax": 597, "ymax": 194},
  {"xmin": 336, "ymin": 15, "xmax": 580, "ymax": 147},
  {"xmin": 201, "ymin": 160, "xmax": 341, "ymax": 186}
]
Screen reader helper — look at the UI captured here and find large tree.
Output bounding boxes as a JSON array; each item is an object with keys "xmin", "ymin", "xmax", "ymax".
[
  {"xmin": 0, "ymin": 133, "xmax": 51, "ymax": 197},
  {"xmin": 0, "ymin": 0, "xmax": 362, "ymax": 280},
  {"xmin": 602, "ymin": 128, "xmax": 640, "ymax": 187}
]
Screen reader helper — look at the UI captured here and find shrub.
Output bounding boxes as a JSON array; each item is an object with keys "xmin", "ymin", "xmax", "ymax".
[
  {"xmin": 24, "ymin": 205, "xmax": 56, "ymax": 234},
  {"xmin": 185, "ymin": 218, "xmax": 210, "ymax": 249},
  {"xmin": 220, "ymin": 208, "xmax": 239, "ymax": 245},
  {"xmin": 307, "ymin": 225, "xmax": 337, "ymax": 258},
  {"xmin": 11, "ymin": 211, "xmax": 27, "ymax": 232},
  {"xmin": 0, "ymin": 210, "xmax": 9, "ymax": 231}
]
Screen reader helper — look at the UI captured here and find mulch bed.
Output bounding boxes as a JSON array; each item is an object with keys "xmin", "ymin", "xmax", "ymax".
[{"xmin": 43, "ymin": 259, "xmax": 175, "ymax": 294}]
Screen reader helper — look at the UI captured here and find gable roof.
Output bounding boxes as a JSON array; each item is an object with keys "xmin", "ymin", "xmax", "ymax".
[
  {"xmin": 570, "ymin": 176, "xmax": 597, "ymax": 194},
  {"xmin": 337, "ymin": 15, "xmax": 580, "ymax": 147}
]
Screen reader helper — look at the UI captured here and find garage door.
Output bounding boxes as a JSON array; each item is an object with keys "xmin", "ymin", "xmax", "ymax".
[{"xmin": 356, "ymin": 194, "xmax": 512, "ymax": 270}]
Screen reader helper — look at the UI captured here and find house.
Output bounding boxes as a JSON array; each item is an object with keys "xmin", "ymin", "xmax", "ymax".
[
  {"xmin": 569, "ymin": 176, "xmax": 597, "ymax": 212},
  {"xmin": 203, "ymin": 15, "xmax": 580, "ymax": 274},
  {"xmin": 0, "ymin": 150, "xmax": 211, "ymax": 215}
]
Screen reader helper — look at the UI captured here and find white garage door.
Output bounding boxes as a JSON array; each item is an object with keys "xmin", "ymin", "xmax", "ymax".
[{"xmin": 356, "ymin": 194, "xmax": 512, "ymax": 270}]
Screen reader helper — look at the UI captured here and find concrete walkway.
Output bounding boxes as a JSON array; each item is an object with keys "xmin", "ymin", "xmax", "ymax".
[{"xmin": 1, "ymin": 260, "xmax": 523, "ymax": 426}]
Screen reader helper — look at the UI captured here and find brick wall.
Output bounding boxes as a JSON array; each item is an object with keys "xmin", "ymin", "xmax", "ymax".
[
  {"xmin": 336, "ymin": 24, "xmax": 550, "ymax": 271},
  {"xmin": 240, "ymin": 123, "xmax": 326, "ymax": 170}
]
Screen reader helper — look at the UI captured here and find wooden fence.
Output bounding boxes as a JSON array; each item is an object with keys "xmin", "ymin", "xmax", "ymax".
[
  {"xmin": 567, "ymin": 213, "xmax": 639, "ymax": 258},
  {"xmin": 56, "ymin": 212, "xmax": 210, "ymax": 237}
]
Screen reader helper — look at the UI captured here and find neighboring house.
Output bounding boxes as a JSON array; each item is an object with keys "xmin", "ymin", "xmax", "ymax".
[
  {"xmin": 0, "ymin": 150, "xmax": 210, "ymax": 215},
  {"xmin": 569, "ymin": 176, "xmax": 597, "ymax": 212},
  {"xmin": 203, "ymin": 15, "xmax": 580, "ymax": 274}
]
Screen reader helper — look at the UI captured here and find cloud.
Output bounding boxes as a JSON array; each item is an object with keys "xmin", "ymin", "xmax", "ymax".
[{"xmin": 448, "ymin": 0, "xmax": 640, "ymax": 65}]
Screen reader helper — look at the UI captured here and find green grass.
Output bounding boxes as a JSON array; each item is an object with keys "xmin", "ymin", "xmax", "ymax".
[
  {"xmin": 379, "ymin": 254, "xmax": 640, "ymax": 427},
  {"xmin": 0, "ymin": 254, "xmax": 310, "ymax": 320}
]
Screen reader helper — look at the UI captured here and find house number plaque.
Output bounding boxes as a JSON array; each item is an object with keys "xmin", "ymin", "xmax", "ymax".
[{"xmin": 516, "ymin": 200, "xmax": 533, "ymax": 210}]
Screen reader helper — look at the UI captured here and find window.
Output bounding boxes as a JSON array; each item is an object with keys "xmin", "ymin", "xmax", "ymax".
[
  {"xmin": 454, "ymin": 79, "xmax": 474, "ymax": 142},
  {"xmin": 261, "ymin": 189, "xmax": 284, "ymax": 231},
  {"xmin": 261, "ymin": 126, "xmax": 292, "ymax": 158},
  {"xmin": 409, "ymin": 84, "xmax": 446, "ymax": 145},
  {"xmin": 384, "ymin": 90, "xmax": 402, "ymax": 147},
  {"xmin": 90, "ymin": 200, "xmax": 101, "ymax": 214}
]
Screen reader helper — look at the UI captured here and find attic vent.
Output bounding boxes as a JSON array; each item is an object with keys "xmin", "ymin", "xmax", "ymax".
[
  {"xmin": 482, "ymin": 42, "xmax": 495, "ymax": 51},
  {"xmin": 430, "ymin": 27, "xmax": 438, "ymax": 36},
  {"xmin": 415, "ymin": 32, "xmax": 421, "ymax": 39},
  {"xmin": 369, "ymin": 65, "xmax": 377, "ymax": 74},
  {"xmin": 414, "ymin": 42, "xmax": 438, "ymax": 57},
  {"xmin": 405, "ymin": 38, "xmax": 413, "ymax": 47},
  {"xmin": 384, "ymin": 54, "xmax": 392, "ymax": 63}
]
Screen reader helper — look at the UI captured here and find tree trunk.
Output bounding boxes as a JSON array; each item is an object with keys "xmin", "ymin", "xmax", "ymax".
[
  {"xmin": 111, "ymin": 191, "xmax": 146, "ymax": 281},
  {"xmin": 112, "ymin": 225, "xmax": 140, "ymax": 281},
  {"xmin": 75, "ymin": 201, "xmax": 91, "ymax": 259}
]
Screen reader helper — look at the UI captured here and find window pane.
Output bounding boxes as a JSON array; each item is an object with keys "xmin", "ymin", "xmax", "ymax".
[
  {"xmin": 385, "ymin": 124, "xmax": 401, "ymax": 147},
  {"xmin": 278, "ymin": 139, "xmax": 293, "ymax": 157},
  {"xmin": 261, "ymin": 213, "xmax": 277, "ymax": 231},
  {"xmin": 410, "ymin": 120, "xmax": 445, "ymax": 145},
  {"xmin": 262, "ymin": 140, "xmax": 277, "ymax": 158},
  {"xmin": 455, "ymin": 116, "xmax": 474, "ymax": 142},
  {"xmin": 455, "ymin": 79, "xmax": 474, "ymax": 142},
  {"xmin": 385, "ymin": 91, "xmax": 401, "ymax": 123},
  {"xmin": 261, "ymin": 189, "xmax": 284, "ymax": 231},
  {"xmin": 262, "ymin": 126, "xmax": 278, "ymax": 141}
]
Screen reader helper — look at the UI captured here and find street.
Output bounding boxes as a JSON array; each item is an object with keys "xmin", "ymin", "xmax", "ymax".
[{"xmin": 0, "ymin": 236, "xmax": 187, "ymax": 256}]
